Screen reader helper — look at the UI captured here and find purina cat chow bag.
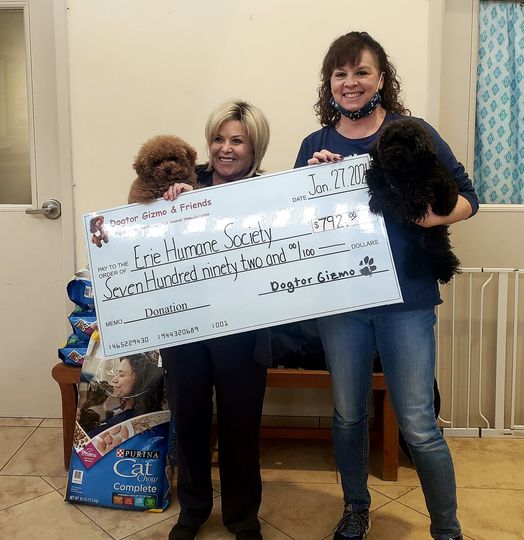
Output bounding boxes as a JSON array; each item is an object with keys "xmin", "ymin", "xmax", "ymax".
[{"xmin": 65, "ymin": 333, "xmax": 173, "ymax": 511}]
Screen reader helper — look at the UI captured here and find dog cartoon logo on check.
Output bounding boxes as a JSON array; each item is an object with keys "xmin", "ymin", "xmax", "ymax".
[{"xmin": 89, "ymin": 215, "xmax": 109, "ymax": 248}]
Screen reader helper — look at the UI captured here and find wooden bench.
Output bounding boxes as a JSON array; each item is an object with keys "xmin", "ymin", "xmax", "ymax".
[{"xmin": 51, "ymin": 362, "xmax": 398, "ymax": 480}]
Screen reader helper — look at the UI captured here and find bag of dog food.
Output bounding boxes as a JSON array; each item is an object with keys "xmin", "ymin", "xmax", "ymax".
[{"xmin": 65, "ymin": 332, "xmax": 173, "ymax": 511}]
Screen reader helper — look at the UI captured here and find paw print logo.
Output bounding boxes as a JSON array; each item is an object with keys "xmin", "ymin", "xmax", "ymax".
[{"xmin": 359, "ymin": 256, "xmax": 377, "ymax": 276}]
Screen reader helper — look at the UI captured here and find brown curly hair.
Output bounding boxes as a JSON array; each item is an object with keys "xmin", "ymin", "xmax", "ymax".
[{"xmin": 315, "ymin": 31, "xmax": 410, "ymax": 126}]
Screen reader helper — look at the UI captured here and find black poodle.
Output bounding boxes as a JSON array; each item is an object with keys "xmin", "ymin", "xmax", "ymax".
[{"xmin": 365, "ymin": 118, "xmax": 460, "ymax": 284}]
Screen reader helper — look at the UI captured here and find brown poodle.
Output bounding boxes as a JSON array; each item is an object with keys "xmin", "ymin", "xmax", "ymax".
[{"xmin": 128, "ymin": 135, "xmax": 198, "ymax": 204}]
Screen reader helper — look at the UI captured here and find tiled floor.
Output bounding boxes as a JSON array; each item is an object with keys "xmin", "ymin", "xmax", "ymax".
[{"xmin": 1, "ymin": 418, "xmax": 523, "ymax": 539}]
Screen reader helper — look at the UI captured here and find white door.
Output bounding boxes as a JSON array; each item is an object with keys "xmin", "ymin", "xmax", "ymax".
[{"xmin": 0, "ymin": 0, "xmax": 73, "ymax": 417}]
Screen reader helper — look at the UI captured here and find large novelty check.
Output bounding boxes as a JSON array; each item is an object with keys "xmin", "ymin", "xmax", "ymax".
[{"xmin": 84, "ymin": 156, "xmax": 403, "ymax": 358}]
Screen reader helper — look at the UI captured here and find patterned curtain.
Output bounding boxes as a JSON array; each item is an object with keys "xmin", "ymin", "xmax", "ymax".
[{"xmin": 474, "ymin": 1, "xmax": 524, "ymax": 203}]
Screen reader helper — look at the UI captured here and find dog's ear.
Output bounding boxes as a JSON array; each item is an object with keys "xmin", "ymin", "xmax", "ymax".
[
  {"xmin": 133, "ymin": 137, "xmax": 156, "ymax": 175},
  {"xmin": 369, "ymin": 141, "xmax": 381, "ymax": 164},
  {"xmin": 133, "ymin": 155, "xmax": 146, "ymax": 175},
  {"xmin": 413, "ymin": 128, "xmax": 431, "ymax": 153},
  {"xmin": 185, "ymin": 145, "xmax": 197, "ymax": 165}
]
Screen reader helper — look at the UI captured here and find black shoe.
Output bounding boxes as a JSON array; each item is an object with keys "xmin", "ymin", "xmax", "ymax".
[
  {"xmin": 333, "ymin": 508, "xmax": 370, "ymax": 539},
  {"xmin": 169, "ymin": 523, "xmax": 199, "ymax": 540},
  {"xmin": 433, "ymin": 536, "xmax": 463, "ymax": 540},
  {"xmin": 236, "ymin": 532, "xmax": 263, "ymax": 540}
]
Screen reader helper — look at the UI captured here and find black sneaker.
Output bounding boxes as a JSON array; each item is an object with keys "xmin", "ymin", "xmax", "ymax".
[
  {"xmin": 236, "ymin": 531, "xmax": 263, "ymax": 540},
  {"xmin": 169, "ymin": 523, "xmax": 199, "ymax": 540},
  {"xmin": 333, "ymin": 508, "xmax": 370, "ymax": 539}
]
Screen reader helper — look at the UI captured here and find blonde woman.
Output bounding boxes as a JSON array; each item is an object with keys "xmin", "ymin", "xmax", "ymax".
[{"xmin": 163, "ymin": 100, "xmax": 270, "ymax": 540}]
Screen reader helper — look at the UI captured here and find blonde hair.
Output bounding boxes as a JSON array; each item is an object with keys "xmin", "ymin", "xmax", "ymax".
[{"xmin": 205, "ymin": 99, "xmax": 270, "ymax": 177}]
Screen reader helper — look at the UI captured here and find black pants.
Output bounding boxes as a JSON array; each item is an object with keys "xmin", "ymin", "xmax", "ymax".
[{"xmin": 162, "ymin": 331, "xmax": 267, "ymax": 533}]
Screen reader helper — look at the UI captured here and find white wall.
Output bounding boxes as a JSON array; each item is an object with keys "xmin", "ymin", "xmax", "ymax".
[
  {"xmin": 438, "ymin": 0, "xmax": 524, "ymax": 429},
  {"xmin": 53, "ymin": 0, "xmax": 523, "ymax": 428},
  {"xmin": 439, "ymin": 0, "xmax": 524, "ymax": 270},
  {"xmin": 64, "ymin": 0, "xmax": 441, "ymax": 419},
  {"xmin": 66, "ymin": 0, "xmax": 437, "ymax": 265}
]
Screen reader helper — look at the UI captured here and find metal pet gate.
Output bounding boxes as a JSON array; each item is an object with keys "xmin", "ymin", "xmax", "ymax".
[{"xmin": 436, "ymin": 268, "xmax": 524, "ymax": 437}]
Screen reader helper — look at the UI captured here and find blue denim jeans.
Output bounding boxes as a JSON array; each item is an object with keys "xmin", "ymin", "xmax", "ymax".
[{"xmin": 317, "ymin": 308, "xmax": 461, "ymax": 538}]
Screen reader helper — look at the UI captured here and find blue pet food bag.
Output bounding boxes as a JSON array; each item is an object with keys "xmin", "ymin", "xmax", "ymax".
[
  {"xmin": 68, "ymin": 310, "xmax": 97, "ymax": 340},
  {"xmin": 65, "ymin": 335, "xmax": 173, "ymax": 511},
  {"xmin": 58, "ymin": 334, "xmax": 89, "ymax": 367},
  {"xmin": 66, "ymin": 268, "xmax": 95, "ymax": 311}
]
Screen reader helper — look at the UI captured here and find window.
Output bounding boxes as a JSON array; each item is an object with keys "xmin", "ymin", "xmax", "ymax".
[
  {"xmin": 0, "ymin": 8, "xmax": 31, "ymax": 204},
  {"xmin": 474, "ymin": 1, "xmax": 524, "ymax": 203}
]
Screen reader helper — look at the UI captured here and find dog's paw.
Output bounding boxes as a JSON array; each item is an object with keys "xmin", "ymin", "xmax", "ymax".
[{"xmin": 359, "ymin": 255, "xmax": 377, "ymax": 276}]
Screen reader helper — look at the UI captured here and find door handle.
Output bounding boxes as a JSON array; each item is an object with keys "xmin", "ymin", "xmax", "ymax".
[{"xmin": 25, "ymin": 199, "xmax": 61, "ymax": 220}]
